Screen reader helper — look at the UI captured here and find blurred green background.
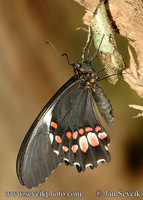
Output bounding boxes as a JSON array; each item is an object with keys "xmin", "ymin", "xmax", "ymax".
[{"xmin": 1, "ymin": 0, "xmax": 143, "ymax": 199}]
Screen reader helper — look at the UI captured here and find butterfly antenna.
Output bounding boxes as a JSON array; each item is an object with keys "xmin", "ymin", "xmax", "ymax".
[
  {"xmin": 61, "ymin": 53, "xmax": 72, "ymax": 65},
  {"xmin": 98, "ymin": 71, "xmax": 122, "ymax": 82},
  {"xmin": 45, "ymin": 41, "xmax": 69, "ymax": 64},
  {"xmin": 82, "ymin": 30, "xmax": 93, "ymax": 60},
  {"xmin": 97, "ymin": 68, "xmax": 105, "ymax": 74},
  {"xmin": 86, "ymin": 34, "xmax": 93, "ymax": 58},
  {"xmin": 90, "ymin": 34, "xmax": 105, "ymax": 61}
]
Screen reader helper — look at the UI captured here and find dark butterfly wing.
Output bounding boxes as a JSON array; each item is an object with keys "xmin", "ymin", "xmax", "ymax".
[
  {"xmin": 92, "ymin": 85, "xmax": 114, "ymax": 126},
  {"xmin": 17, "ymin": 76, "xmax": 112, "ymax": 188},
  {"xmin": 49, "ymin": 82, "xmax": 111, "ymax": 173},
  {"xmin": 16, "ymin": 76, "xmax": 79, "ymax": 188}
]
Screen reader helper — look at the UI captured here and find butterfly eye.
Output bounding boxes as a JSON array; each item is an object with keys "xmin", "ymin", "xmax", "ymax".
[{"xmin": 72, "ymin": 61, "xmax": 81, "ymax": 69}]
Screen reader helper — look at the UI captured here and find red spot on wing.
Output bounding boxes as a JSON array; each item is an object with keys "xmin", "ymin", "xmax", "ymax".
[
  {"xmin": 87, "ymin": 132, "xmax": 99, "ymax": 147},
  {"xmin": 85, "ymin": 127, "xmax": 93, "ymax": 132},
  {"xmin": 73, "ymin": 131, "xmax": 78, "ymax": 139},
  {"xmin": 55, "ymin": 135, "xmax": 62, "ymax": 143},
  {"xmin": 66, "ymin": 131, "xmax": 71, "ymax": 139},
  {"xmin": 79, "ymin": 136, "xmax": 88, "ymax": 153},
  {"xmin": 79, "ymin": 128, "xmax": 84, "ymax": 135},
  {"xmin": 62, "ymin": 146, "xmax": 69, "ymax": 152},
  {"xmin": 98, "ymin": 132, "xmax": 107, "ymax": 140},
  {"xmin": 71, "ymin": 145, "xmax": 78, "ymax": 153},
  {"xmin": 95, "ymin": 126, "xmax": 101, "ymax": 132},
  {"xmin": 51, "ymin": 121, "xmax": 58, "ymax": 129}
]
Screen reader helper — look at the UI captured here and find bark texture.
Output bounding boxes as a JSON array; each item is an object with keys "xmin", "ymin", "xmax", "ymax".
[{"xmin": 74, "ymin": 0, "xmax": 143, "ymax": 114}]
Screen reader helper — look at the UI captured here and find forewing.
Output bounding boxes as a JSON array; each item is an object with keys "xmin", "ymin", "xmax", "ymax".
[{"xmin": 16, "ymin": 76, "xmax": 79, "ymax": 188}]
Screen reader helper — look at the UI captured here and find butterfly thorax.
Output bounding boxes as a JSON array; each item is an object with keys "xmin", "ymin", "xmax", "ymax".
[{"xmin": 72, "ymin": 60, "xmax": 99, "ymax": 87}]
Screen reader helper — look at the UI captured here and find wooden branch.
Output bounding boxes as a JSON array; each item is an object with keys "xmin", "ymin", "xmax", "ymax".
[
  {"xmin": 74, "ymin": 0, "xmax": 143, "ymax": 99},
  {"xmin": 129, "ymin": 104, "xmax": 143, "ymax": 118}
]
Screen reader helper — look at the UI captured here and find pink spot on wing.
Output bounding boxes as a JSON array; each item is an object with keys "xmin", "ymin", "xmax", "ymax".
[
  {"xmin": 79, "ymin": 128, "xmax": 84, "ymax": 135},
  {"xmin": 62, "ymin": 146, "xmax": 69, "ymax": 152},
  {"xmin": 73, "ymin": 131, "xmax": 78, "ymax": 139},
  {"xmin": 87, "ymin": 132, "xmax": 99, "ymax": 147},
  {"xmin": 71, "ymin": 145, "xmax": 78, "ymax": 153},
  {"xmin": 98, "ymin": 132, "xmax": 107, "ymax": 140},
  {"xmin": 55, "ymin": 135, "xmax": 62, "ymax": 143},
  {"xmin": 79, "ymin": 136, "xmax": 88, "ymax": 153},
  {"xmin": 95, "ymin": 126, "xmax": 101, "ymax": 132},
  {"xmin": 85, "ymin": 127, "xmax": 93, "ymax": 132}
]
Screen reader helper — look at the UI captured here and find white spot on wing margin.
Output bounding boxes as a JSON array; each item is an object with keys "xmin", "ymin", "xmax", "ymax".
[
  {"xmin": 86, "ymin": 163, "xmax": 93, "ymax": 168},
  {"xmin": 74, "ymin": 162, "xmax": 80, "ymax": 166},
  {"xmin": 97, "ymin": 159, "xmax": 106, "ymax": 164},
  {"xmin": 54, "ymin": 150, "xmax": 59, "ymax": 155}
]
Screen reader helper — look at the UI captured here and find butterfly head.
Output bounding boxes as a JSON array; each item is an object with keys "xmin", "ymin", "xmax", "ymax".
[{"xmin": 72, "ymin": 60, "xmax": 99, "ymax": 85}]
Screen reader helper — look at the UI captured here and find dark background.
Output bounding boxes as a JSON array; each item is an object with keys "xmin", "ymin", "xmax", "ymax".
[{"xmin": 1, "ymin": 0, "xmax": 143, "ymax": 199}]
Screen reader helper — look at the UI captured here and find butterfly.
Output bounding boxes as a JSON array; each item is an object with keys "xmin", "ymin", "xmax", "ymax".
[{"xmin": 16, "ymin": 40, "xmax": 114, "ymax": 188}]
